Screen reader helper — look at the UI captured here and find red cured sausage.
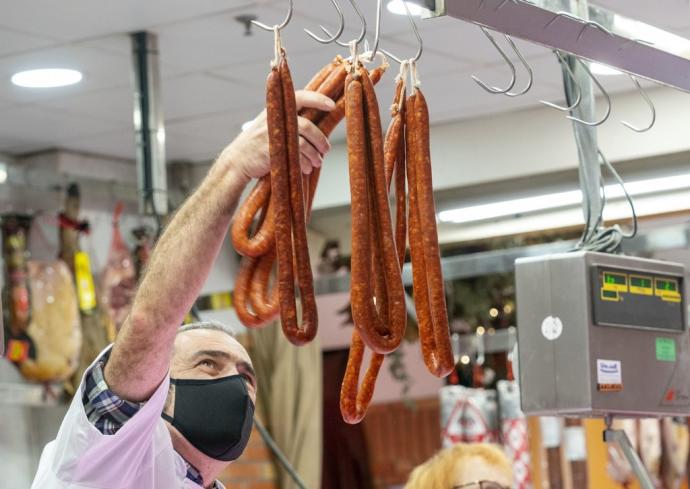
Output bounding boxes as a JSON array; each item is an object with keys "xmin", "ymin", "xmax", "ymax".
[
  {"xmin": 347, "ymin": 66, "xmax": 406, "ymax": 355},
  {"xmin": 340, "ymin": 329, "xmax": 384, "ymax": 424},
  {"xmin": 230, "ymin": 177, "xmax": 275, "ymax": 257},
  {"xmin": 406, "ymin": 87, "xmax": 453, "ymax": 378},
  {"xmin": 275, "ymin": 57, "xmax": 318, "ymax": 345}
]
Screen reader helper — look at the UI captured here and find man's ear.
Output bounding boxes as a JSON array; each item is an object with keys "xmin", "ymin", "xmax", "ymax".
[{"xmin": 163, "ymin": 385, "xmax": 175, "ymax": 417}]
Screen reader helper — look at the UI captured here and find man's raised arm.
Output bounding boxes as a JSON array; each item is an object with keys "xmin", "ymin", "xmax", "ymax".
[{"xmin": 104, "ymin": 92, "xmax": 335, "ymax": 402}]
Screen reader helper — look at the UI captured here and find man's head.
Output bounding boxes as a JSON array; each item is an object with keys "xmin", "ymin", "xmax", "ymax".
[{"xmin": 162, "ymin": 321, "xmax": 257, "ymax": 482}]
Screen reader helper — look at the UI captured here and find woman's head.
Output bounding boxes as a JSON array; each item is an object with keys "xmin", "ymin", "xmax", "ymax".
[{"xmin": 404, "ymin": 443, "xmax": 513, "ymax": 489}]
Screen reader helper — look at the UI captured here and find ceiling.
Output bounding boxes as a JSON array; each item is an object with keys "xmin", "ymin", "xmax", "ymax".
[{"xmin": 0, "ymin": 0, "xmax": 689, "ymax": 162}]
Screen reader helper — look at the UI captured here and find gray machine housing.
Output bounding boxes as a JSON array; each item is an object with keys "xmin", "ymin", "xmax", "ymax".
[{"xmin": 516, "ymin": 251, "xmax": 690, "ymax": 417}]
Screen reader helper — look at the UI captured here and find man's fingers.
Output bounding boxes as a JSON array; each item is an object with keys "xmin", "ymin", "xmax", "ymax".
[
  {"xmin": 299, "ymin": 155, "xmax": 313, "ymax": 175},
  {"xmin": 297, "ymin": 116, "xmax": 330, "ymax": 155},
  {"xmin": 299, "ymin": 137, "xmax": 323, "ymax": 172},
  {"xmin": 295, "ymin": 90, "xmax": 336, "ymax": 112}
]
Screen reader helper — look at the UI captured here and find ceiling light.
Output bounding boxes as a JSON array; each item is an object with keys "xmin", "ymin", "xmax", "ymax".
[
  {"xmin": 438, "ymin": 173, "xmax": 690, "ymax": 224},
  {"xmin": 589, "ymin": 62, "xmax": 622, "ymax": 76},
  {"xmin": 387, "ymin": 0, "xmax": 425, "ymax": 17},
  {"xmin": 11, "ymin": 68, "xmax": 82, "ymax": 88},
  {"xmin": 241, "ymin": 120, "xmax": 254, "ymax": 132},
  {"xmin": 0, "ymin": 163, "xmax": 8, "ymax": 184}
]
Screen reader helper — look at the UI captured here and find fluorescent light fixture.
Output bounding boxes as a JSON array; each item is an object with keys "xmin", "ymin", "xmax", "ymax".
[
  {"xmin": 241, "ymin": 120, "xmax": 254, "ymax": 132},
  {"xmin": 589, "ymin": 62, "xmax": 623, "ymax": 76},
  {"xmin": 386, "ymin": 0, "xmax": 425, "ymax": 17},
  {"xmin": 0, "ymin": 163, "xmax": 8, "ymax": 184},
  {"xmin": 438, "ymin": 173, "xmax": 690, "ymax": 225},
  {"xmin": 11, "ymin": 68, "xmax": 82, "ymax": 88}
]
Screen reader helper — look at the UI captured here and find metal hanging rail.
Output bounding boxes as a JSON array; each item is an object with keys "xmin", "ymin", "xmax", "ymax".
[{"xmin": 423, "ymin": 0, "xmax": 690, "ymax": 93}]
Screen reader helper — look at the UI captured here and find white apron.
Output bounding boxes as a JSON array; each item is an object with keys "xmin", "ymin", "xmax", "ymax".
[{"xmin": 31, "ymin": 348, "xmax": 204, "ymax": 489}]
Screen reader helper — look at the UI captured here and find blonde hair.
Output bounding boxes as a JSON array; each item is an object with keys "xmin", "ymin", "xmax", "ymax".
[{"xmin": 404, "ymin": 443, "xmax": 512, "ymax": 489}]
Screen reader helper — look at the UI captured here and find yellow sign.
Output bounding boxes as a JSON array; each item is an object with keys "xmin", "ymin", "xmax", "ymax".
[{"xmin": 74, "ymin": 251, "xmax": 97, "ymax": 312}]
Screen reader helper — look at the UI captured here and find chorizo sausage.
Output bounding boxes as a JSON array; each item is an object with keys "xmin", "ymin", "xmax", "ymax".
[
  {"xmin": 383, "ymin": 76, "xmax": 407, "ymax": 269},
  {"xmin": 406, "ymin": 87, "xmax": 453, "ymax": 378},
  {"xmin": 277, "ymin": 56, "xmax": 318, "ymax": 345},
  {"xmin": 340, "ymin": 329, "xmax": 384, "ymax": 424},
  {"xmin": 347, "ymin": 66, "xmax": 406, "ymax": 355},
  {"xmin": 230, "ymin": 177, "xmax": 275, "ymax": 257},
  {"xmin": 232, "ymin": 255, "xmax": 265, "ymax": 328}
]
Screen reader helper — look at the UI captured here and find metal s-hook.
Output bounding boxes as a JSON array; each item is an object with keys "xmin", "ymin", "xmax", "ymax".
[
  {"xmin": 503, "ymin": 35, "xmax": 533, "ymax": 97},
  {"xmin": 304, "ymin": 0, "xmax": 344, "ymax": 44},
  {"xmin": 621, "ymin": 76, "xmax": 656, "ymax": 132},
  {"xmin": 540, "ymin": 50, "xmax": 582, "ymax": 111},
  {"xmin": 320, "ymin": 0, "xmax": 366, "ymax": 48},
  {"xmin": 472, "ymin": 26, "xmax": 517, "ymax": 94},
  {"xmin": 566, "ymin": 59, "xmax": 612, "ymax": 126},
  {"xmin": 251, "ymin": 0, "xmax": 294, "ymax": 31},
  {"xmin": 379, "ymin": 0, "xmax": 423, "ymax": 64}
]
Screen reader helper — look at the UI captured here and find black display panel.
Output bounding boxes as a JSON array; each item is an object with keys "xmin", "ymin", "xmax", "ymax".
[{"xmin": 591, "ymin": 266, "xmax": 685, "ymax": 331}]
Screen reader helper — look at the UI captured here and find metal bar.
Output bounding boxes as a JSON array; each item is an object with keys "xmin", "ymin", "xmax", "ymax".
[
  {"xmin": 604, "ymin": 428, "xmax": 655, "ymax": 489},
  {"xmin": 131, "ymin": 32, "xmax": 168, "ymax": 215},
  {"xmin": 426, "ymin": 0, "xmax": 690, "ymax": 93},
  {"xmin": 314, "ymin": 221, "xmax": 690, "ymax": 295}
]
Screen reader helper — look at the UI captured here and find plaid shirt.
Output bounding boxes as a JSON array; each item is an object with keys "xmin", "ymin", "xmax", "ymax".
[{"xmin": 82, "ymin": 351, "xmax": 224, "ymax": 489}]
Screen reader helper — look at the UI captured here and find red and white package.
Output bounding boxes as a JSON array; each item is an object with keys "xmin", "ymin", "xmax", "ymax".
[
  {"xmin": 100, "ymin": 203, "xmax": 136, "ymax": 340},
  {"xmin": 497, "ymin": 380, "xmax": 532, "ymax": 489},
  {"xmin": 440, "ymin": 385, "xmax": 499, "ymax": 446}
]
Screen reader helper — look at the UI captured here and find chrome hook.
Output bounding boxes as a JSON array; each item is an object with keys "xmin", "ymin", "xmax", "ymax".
[
  {"xmin": 540, "ymin": 50, "xmax": 582, "ymax": 111},
  {"xmin": 379, "ymin": 0, "xmax": 423, "ymax": 64},
  {"xmin": 621, "ymin": 76, "xmax": 656, "ymax": 132},
  {"xmin": 504, "ymin": 36, "xmax": 533, "ymax": 97},
  {"xmin": 320, "ymin": 0, "xmax": 366, "ymax": 48},
  {"xmin": 304, "ymin": 0, "xmax": 344, "ymax": 44},
  {"xmin": 251, "ymin": 0, "xmax": 294, "ymax": 31},
  {"xmin": 472, "ymin": 26, "xmax": 517, "ymax": 94},
  {"xmin": 566, "ymin": 58, "xmax": 612, "ymax": 126}
]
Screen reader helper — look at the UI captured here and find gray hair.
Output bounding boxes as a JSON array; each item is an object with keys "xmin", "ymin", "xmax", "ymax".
[{"xmin": 178, "ymin": 320, "xmax": 236, "ymax": 338}]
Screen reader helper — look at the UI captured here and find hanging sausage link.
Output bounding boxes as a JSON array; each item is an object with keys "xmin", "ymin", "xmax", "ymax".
[
  {"xmin": 232, "ymin": 61, "xmax": 387, "ymax": 330},
  {"xmin": 267, "ymin": 55, "xmax": 318, "ymax": 346},
  {"xmin": 347, "ymin": 64, "xmax": 407, "ymax": 355},
  {"xmin": 405, "ymin": 82, "xmax": 454, "ymax": 378}
]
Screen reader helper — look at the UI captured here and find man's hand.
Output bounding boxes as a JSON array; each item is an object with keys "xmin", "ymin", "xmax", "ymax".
[{"xmin": 217, "ymin": 90, "xmax": 335, "ymax": 181}]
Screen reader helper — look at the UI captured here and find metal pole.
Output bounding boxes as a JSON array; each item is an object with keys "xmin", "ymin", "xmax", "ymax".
[
  {"xmin": 131, "ymin": 31, "xmax": 168, "ymax": 216},
  {"xmin": 560, "ymin": 0, "xmax": 602, "ymax": 246}
]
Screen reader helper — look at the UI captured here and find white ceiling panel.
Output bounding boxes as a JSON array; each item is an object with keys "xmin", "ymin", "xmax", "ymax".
[
  {"xmin": 167, "ymin": 106, "xmax": 260, "ymax": 147},
  {"xmin": 0, "ymin": 45, "xmax": 132, "ymax": 104},
  {"xmin": 0, "ymin": 106, "xmax": 122, "ymax": 154},
  {"xmin": 0, "ymin": 27, "xmax": 58, "ymax": 58},
  {"xmin": 162, "ymin": 73, "xmax": 263, "ymax": 121},
  {"xmin": 594, "ymin": 0, "xmax": 690, "ymax": 32},
  {"xmin": 165, "ymin": 129, "xmax": 228, "ymax": 162},
  {"xmin": 60, "ymin": 129, "xmax": 137, "ymax": 161},
  {"xmin": 0, "ymin": 0, "xmax": 261, "ymax": 42},
  {"xmin": 154, "ymin": 3, "xmax": 348, "ymax": 74},
  {"xmin": 41, "ymin": 85, "xmax": 133, "ymax": 126}
]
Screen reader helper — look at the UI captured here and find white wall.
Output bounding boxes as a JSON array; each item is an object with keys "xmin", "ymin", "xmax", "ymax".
[{"xmin": 313, "ymin": 86, "xmax": 690, "ymax": 210}]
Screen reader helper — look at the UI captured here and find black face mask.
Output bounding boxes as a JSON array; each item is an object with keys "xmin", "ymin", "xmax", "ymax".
[{"xmin": 162, "ymin": 375, "xmax": 255, "ymax": 461}]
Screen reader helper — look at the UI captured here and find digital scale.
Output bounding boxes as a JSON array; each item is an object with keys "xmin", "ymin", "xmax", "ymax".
[{"xmin": 515, "ymin": 251, "xmax": 690, "ymax": 417}]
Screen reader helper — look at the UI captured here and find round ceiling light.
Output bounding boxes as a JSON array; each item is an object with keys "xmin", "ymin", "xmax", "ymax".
[
  {"xmin": 386, "ymin": 0, "xmax": 425, "ymax": 17},
  {"xmin": 11, "ymin": 68, "xmax": 83, "ymax": 88}
]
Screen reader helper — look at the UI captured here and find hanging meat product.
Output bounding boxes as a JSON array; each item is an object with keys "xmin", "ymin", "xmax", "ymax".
[{"xmin": 100, "ymin": 202, "xmax": 136, "ymax": 341}]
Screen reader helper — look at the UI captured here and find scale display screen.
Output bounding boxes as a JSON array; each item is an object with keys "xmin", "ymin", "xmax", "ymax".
[{"xmin": 592, "ymin": 267, "xmax": 684, "ymax": 331}]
